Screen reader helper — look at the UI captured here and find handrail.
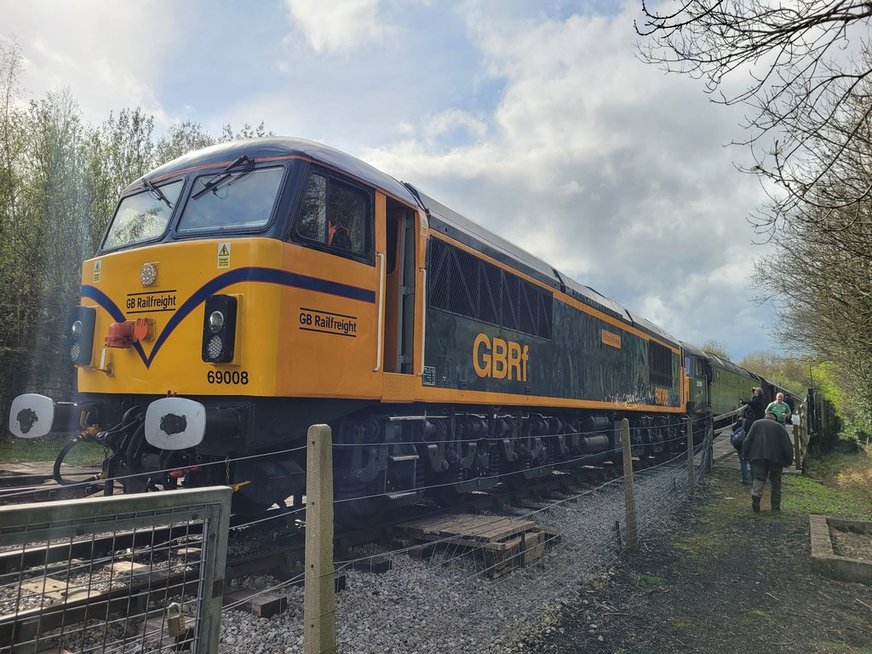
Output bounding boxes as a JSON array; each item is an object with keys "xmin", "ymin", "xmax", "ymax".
[
  {"xmin": 373, "ymin": 252, "xmax": 386, "ymax": 373},
  {"xmin": 418, "ymin": 268, "xmax": 426, "ymax": 376},
  {"xmin": 713, "ymin": 406, "xmax": 745, "ymax": 423}
]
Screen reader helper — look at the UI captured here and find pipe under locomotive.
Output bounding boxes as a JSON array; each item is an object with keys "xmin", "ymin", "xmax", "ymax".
[{"xmin": 9, "ymin": 137, "xmax": 759, "ymax": 515}]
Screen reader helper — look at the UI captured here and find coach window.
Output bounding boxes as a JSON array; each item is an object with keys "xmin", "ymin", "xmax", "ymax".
[{"xmin": 294, "ymin": 171, "xmax": 371, "ymax": 261}]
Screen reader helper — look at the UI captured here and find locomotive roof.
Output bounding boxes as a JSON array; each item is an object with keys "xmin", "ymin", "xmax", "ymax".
[
  {"xmin": 679, "ymin": 341, "xmax": 707, "ymax": 358},
  {"xmin": 138, "ymin": 137, "xmax": 679, "ymax": 347},
  {"xmin": 416, "ymin": 191, "xmax": 680, "ymax": 344},
  {"xmin": 706, "ymin": 352, "xmax": 755, "ymax": 379},
  {"xmin": 138, "ymin": 136, "xmax": 420, "ymax": 207}
]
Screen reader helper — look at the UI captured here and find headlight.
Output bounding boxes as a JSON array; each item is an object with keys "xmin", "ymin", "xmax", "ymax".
[
  {"xmin": 140, "ymin": 262, "xmax": 158, "ymax": 287},
  {"xmin": 68, "ymin": 307, "xmax": 96, "ymax": 366},
  {"xmin": 208, "ymin": 311, "xmax": 225, "ymax": 333}
]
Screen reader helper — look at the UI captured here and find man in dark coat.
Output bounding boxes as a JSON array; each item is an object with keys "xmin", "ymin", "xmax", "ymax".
[
  {"xmin": 742, "ymin": 387, "xmax": 766, "ymax": 434},
  {"xmin": 742, "ymin": 412, "xmax": 793, "ymax": 512}
]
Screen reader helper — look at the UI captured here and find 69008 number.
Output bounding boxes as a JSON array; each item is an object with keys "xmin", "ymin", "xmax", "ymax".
[{"xmin": 207, "ymin": 370, "xmax": 249, "ymax": 385}]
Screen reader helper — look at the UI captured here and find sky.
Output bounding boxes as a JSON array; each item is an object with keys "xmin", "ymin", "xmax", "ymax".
[{"xmin": 2, "ymin": 0, "xmax": 781, "ymax": 360}]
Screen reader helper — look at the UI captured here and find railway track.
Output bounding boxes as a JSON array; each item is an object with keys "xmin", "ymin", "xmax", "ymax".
[{"xmin": 0, "ymin": 449, "xmax": 687, "ymax": 652}]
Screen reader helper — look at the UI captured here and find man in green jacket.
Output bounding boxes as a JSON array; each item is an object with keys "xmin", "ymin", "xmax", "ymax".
[
  {"xmin": 765, "ymin": 392, "xmax": 792, "ymax": 424},
  {"xmin": 742, "ymin": 412, "xmax": 794, "ymax": 512}
]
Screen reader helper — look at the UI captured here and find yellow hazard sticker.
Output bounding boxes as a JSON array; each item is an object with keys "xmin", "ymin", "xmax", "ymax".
[
  {"xmin": 217, "ymin": 242, "xmax": 231, "ymax": 269},
  {"xmin": 93, "ymin": 260, "xmax": 102, "ymax": 283}
]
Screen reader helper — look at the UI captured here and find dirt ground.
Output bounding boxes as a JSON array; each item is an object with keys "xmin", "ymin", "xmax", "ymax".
[{"xmin": 517, "ymin": 459, "xmax": 872, "ymax": 654}]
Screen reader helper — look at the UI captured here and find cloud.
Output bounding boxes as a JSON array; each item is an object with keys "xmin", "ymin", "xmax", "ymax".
[
  {"xmin": 2, "ymin": 0, "xmax": 779, "ymax": 359},
  {"xmin": 2, "ymin": 0, "xmax": 184, "ymax": 126},
  {"xmin": 364, "ymin": 1, "xmax": 773, "ymax": 358},
  {"xmin": 283, "ymin": 0, "xmax": 396, "ymax": 54}
]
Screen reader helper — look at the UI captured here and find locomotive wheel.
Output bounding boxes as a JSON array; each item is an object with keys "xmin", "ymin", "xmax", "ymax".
[
  {"xmin": 334, "ymin": 480, "xmax": 386, "ymax": 527},
  {"xmin": 432, "ymin": 484, "xmax": 464, "ymax": 507}
]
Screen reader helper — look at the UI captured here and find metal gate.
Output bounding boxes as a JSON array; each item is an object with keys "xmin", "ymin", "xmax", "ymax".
[{"xmin": 0, "ymin": 486, "xmax": 231, "ymax": 653}]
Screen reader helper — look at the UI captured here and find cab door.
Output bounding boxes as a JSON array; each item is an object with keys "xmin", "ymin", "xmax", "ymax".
[
  {"xmin": 382, "ymin": 199, "xmax": 417, "ymax": 374},
  {"xmin": 376, "ymin": 194, "xmax": 420, "ymax": 401}
]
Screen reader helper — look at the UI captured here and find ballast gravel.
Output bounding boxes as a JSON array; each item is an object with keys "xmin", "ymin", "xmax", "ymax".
[{"xmin": 217, "ymin": 463, "xmax": 693, "ymax": 653}]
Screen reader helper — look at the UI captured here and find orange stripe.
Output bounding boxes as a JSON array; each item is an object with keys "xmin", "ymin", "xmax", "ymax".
[{"xmin": 414, "ymin": 384, "xmax": 685, "ymax": 412}]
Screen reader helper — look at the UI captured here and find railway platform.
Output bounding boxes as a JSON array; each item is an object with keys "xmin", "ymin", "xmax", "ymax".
[{"xmin": 713, "ymin": 425, "xmax": 802, "ymax": 475}]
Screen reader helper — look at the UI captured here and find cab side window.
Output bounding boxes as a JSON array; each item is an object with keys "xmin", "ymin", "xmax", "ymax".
[{"xmin": 294, "ymin": 171, "xmax": 371, "ymax": 260}]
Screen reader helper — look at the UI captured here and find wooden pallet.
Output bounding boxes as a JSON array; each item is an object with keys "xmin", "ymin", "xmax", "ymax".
[{"xmin": 397, "ymin": 514, "xmax": 550, "ymax": 578}]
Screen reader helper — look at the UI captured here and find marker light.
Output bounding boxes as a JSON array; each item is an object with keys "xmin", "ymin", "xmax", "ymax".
[
  {"xmin": 68, "ymin": 307, "xmax": 96, "ymax": 366},
  {"xmin": 206, "ymin": 335, "xmax": 224, "ymax": 360}
]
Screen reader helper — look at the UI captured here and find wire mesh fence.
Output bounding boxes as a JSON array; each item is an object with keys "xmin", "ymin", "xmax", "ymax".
[
  {"xmin": 210, "ymin": 417, "xmax": 717, "ymax": 654},
  {"xmin": 0, "ymin": 487, "xmax": 230, "ymax": 654},
  {"xmin": 0, "ymin": 417, "xmax": 718, "ymax": 653}
]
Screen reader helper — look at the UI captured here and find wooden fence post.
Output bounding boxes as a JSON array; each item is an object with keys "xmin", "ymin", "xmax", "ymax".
[
  {"xmin": 687, "ymin": 416, "xmax": 695, "ymax": 499},
  {"xmin": 793, "ymin": 404, "xmax": 803, "ymax": 471},
  {"xmin": 304, "ymin": 424, "xmax": 336, "ymax": 654},
  {"xmin": 620, "ymin": 418, "xmax": 638, "ymax": 548},
  {"xmin": 821, "ymin": 398, "xmax": 830, "ymax": 446},
  {"xmin": 706, "ymin": 414, "xmax": 714, "ymax": 472}
]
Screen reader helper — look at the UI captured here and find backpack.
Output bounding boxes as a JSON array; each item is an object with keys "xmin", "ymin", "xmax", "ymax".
[{"xmin": 730, "ymin": 426, "xmax": 746, "ymax": 450}]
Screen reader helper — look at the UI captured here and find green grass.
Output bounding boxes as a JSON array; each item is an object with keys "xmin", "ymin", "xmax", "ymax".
[
  {"xmin": 782, "ymin": 474, "xmax": 872, "ymax": 520},
  {"xmin": 675, "ymin": 444, "xmax": 872, "ymax": 558},
  {"xmin": 0, "ymin": 434, "xmax": 107, "ymax": 466}
]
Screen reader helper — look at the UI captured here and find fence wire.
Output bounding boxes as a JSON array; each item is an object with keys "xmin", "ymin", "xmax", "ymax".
[{"xmin": 216, "ymin": 422, "xmax": 716, "ymax": 654}]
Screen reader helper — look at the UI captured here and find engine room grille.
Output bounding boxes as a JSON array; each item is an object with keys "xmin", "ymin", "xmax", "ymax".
[
  {"xmin": 427, "ymin": 237, "xmax": 553, "ymax": 340},
  {"xmin": 648, "ymin": 340, "xmax": 673, "ymax": 387}
]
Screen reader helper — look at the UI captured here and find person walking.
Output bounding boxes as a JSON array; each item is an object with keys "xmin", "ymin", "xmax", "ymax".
[
  {"xmin": 765, "ymin": 392, "xmax": 792, "ymax": 425},
  {"xmin": 730, "ymin": 419, "xmax": 750, "ymax": 484},
  {"xmin": 742, "ymin": 412, "xmax": 793, "ymax": 512}
]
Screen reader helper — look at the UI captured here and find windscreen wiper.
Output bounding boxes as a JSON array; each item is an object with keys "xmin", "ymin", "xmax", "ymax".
[
  {"xmin": 191, "ymin": 155, "xmax": 255, "ymax": 200},
  {"xmin": 142, "ymin": 178, "xmax": 173, "ymax": 209}
]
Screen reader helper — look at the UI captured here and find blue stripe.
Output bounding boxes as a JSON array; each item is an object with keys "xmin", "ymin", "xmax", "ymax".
[{"xmin": 82, "ymin": 267, "xmax": 375, "ymax": 368}]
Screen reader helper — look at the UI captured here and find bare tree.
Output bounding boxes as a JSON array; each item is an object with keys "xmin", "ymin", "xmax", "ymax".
[{"xmin": 637, "ymin": 1, "xmax": 872, "ymax": 238}]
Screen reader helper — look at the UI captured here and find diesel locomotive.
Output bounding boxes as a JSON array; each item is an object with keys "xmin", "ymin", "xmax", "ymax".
[{"xmin": 8, "ymin": 137, "xmax": 794, "ymax": 514}]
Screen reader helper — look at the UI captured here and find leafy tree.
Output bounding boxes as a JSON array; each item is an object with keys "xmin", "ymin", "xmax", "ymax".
[
  {"xmin": 0, "ymin": 39, "xmax": 29, "ymax": 431},
  {"xmin": 83, "ymin": 108, "xmax": 156, "ymax": 246},
  {"xmin": 701, "ymin": 340, "xmax": 731, "ymax": 361},
  {"xmin": 221, "ymin": 121, "xmax": 271, "ymax": 141},
  {"xmin": 737, "ymin": 351, "xmax": 810, "ymax": 393},
  {"xmin": 155, "ymin": 120, "xmax": 215, "ymax": 163},
  {"xmin": 18, "ymin": 90, "xmax": 90, "ymax": 395}
]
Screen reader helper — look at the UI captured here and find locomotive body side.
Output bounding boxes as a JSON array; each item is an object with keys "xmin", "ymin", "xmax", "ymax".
[
  {"xmin": 418, "ymin": 232, "xmax": 683, "ymax": 413},
  {"xmin": 9, "ymin": 136, "xmax": 700, "ymax": 514}
]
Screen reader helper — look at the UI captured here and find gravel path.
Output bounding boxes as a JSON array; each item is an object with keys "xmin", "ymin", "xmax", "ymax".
[{"xmin": 217, "ymin": 457, "xmax": 698, "ymax": 653}]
